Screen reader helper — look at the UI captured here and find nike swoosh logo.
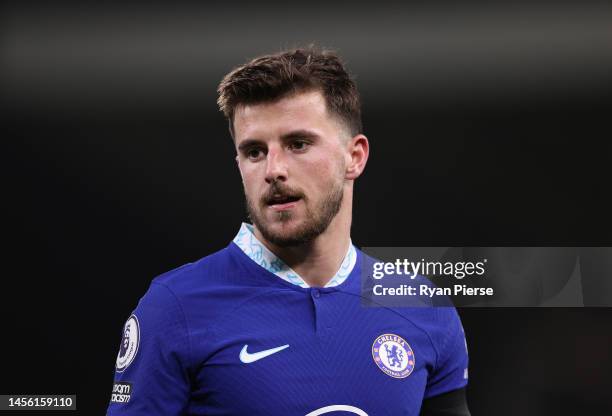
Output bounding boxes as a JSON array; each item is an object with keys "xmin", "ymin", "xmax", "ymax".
[{"xmin": 239, "ymin": 344, "xmax": 289, "ymax": 363}]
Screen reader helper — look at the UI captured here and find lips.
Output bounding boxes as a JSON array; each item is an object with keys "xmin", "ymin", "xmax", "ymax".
[
  {"xmin": 263, "ymin": 192, "xmax": 303, "ymax": 212},
  {"xmin": 262, "ymin": 182, "xmax": 304, "ymax": 211},
  {"xmin": 266, "ymin": 194, "xmax": 301, "ymax": 206}
]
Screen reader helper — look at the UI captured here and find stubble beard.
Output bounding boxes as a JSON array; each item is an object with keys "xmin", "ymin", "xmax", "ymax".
[{"xmin": 245, "ymin": 178, "xmax": 344, "ymax": 248}]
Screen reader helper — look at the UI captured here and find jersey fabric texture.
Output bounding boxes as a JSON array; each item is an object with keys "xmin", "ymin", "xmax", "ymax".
[{"xmin": 107, "ymin": 228, "xmax": 468, "ymax": 416}]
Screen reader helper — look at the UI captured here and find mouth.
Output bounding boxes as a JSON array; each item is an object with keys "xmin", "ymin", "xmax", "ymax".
[{"xmin": 265, "ymin": 194, "xmax": 302, "ymax": 211}]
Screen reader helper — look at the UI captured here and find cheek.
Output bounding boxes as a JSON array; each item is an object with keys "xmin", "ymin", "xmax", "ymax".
[
  {"xmin": 239, "ymin": 161, "xmax": 260, "ymax": 182},
  {"xmin": 239, "ymin": 167, "xmax": 260, "ymax": 195},
  {"xmin": 303, "ymin": 156, "xmax": 345, "ymax": 190}
]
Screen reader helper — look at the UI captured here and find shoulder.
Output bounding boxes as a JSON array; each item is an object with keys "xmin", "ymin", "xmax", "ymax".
[
  {"xmin": 152, "ymin": 245, "xmax": 235, "ymax": 290},
  {"xmin": 136, "ymin": 243, "xmax": 283, "ymax": 329}
]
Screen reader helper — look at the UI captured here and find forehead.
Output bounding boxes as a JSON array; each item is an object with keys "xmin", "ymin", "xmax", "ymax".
[{"xmin": 233, "ymin": 90, "xmax": 340, "ymax": 142}]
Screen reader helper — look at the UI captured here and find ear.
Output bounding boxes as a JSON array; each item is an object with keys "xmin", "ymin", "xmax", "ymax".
[{"xmin": 345, "ymin": 134, "xmax": 369, "ymax": 180}]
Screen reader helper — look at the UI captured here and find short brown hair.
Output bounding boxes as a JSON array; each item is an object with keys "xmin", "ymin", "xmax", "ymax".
[{"xmin": 217, "ymin": 47, "xmax": 362, "ymax": 137}]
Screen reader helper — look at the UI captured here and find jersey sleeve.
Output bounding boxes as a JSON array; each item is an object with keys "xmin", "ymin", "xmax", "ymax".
[
  {"xmin": 424, "ymin": 307, "xmax": 469, "ymax": 399},
  {"xmin": 107, "ymin": 282, "xmax": 192, "ymax": 415}
]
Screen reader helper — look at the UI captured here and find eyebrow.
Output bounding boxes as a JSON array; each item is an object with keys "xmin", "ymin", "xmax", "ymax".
[
  {"xmin": 237, "ymin": 129, "xmax": 321, "ymax": 152},
  {"xmin": 237, "ymin": 139, "xmax": 262, "ymax": 153},
  {"xmin": 280, "ymin": 129, "xmax": 320, "ymax": 141}
]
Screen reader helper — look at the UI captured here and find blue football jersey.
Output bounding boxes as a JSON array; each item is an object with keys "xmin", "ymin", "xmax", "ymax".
[{"xmin": 107, "ymin": 236, "xmax": 468, "ymax": 415}]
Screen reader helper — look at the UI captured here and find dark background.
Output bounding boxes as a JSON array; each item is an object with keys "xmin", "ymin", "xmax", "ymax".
[{"xmin": 3, "ymin": 1, "xmax": 611, "ymax": 414}]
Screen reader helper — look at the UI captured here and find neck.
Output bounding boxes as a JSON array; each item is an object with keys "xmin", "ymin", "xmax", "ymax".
[{"xmin": 254, "ymin": 189, "xmax": 353, "ymax": 287}]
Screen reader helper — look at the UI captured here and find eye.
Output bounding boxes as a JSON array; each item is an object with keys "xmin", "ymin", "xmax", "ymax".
[
  {"xmin": 289, "ymin": 140, "xmax": 310, "ymax": 152},
  {"xmin": 245, "ymin": 147, "xmax": 265, "ymax": 161}
]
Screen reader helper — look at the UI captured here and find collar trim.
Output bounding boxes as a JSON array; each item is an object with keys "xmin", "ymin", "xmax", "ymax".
[{"xmin": 232, "ymin": 223, "xmax": 356, "ymax": 288}]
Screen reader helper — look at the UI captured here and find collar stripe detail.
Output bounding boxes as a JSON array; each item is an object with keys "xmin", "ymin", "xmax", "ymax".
[{"xmin": 232, "ymin": 223, "xmax": 356, "ymax": 288}]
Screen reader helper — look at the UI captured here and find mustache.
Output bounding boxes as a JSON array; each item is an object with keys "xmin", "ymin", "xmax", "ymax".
[{"xmin": 261, "ymin": 181, "xmax": 305, "ymax": 205}]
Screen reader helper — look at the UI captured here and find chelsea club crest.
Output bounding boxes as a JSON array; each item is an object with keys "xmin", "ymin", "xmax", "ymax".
[
  {"xmin": 116, "ymin": 314, "xmax": 140, "ymax": 372},
  {"xmin": 371, "ymin": 333, "xmax": 415, "ymax": 379}
]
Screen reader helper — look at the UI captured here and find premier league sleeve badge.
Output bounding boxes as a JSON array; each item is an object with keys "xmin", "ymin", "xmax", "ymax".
[{"xmin": 115, "ymin": 314, "xmax": 140, "ymax": 372}]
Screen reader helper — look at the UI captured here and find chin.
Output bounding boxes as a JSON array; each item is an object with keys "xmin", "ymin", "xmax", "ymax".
[
  {"xmin": 266, "ymin": 217, "xmax": 303, "ymax": 234},
  {"xmin": 259, "ymin": 218, "xmax": 316, "ymax": 247}
]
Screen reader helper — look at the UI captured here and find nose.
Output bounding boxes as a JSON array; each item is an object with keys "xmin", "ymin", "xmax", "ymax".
[{"xmin": 265, "ymin": 147, "xmax": 288, "ymax": 184}]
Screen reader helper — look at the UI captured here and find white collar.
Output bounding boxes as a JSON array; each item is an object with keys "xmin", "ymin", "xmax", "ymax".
[{"xmin": 232, "ymin": 222, "xmax": 357, "ymax": 288}]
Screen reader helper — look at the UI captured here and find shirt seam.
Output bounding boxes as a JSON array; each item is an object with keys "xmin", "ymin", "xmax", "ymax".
[
  {"xmin": 150, "ymin": 281, "xmax": 195, "ymax": 372},
  {"xmin": 205, "ymin": 288, "xmax": 303, "ymax": 336}
]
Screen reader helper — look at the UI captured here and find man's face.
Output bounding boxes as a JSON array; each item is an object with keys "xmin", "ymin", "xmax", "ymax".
[{"xmin": 233, "ymin": 90, "xmax": 350, "ymax": 247}]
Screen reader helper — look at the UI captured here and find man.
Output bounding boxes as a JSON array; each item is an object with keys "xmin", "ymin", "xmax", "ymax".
[{"xmin": 107, "ymin": 47, "xmax": 470, "ymax": 415}]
